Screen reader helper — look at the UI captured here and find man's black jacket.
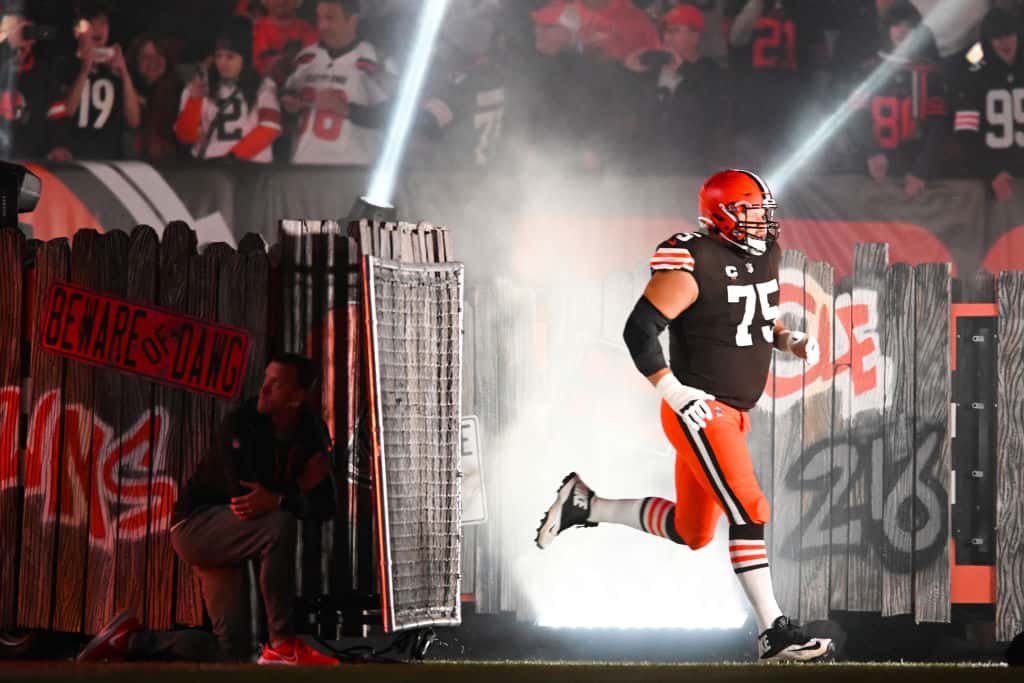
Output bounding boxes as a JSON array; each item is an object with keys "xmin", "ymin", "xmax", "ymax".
[{"xmin": 171, "ymin": 399, "xmax": 335, "ymax": 526}]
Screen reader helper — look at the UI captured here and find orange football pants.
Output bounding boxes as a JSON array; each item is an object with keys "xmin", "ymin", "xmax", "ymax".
[{"xmin": 659, "ymin": 400, "xmax": 770, "ymax": 549}]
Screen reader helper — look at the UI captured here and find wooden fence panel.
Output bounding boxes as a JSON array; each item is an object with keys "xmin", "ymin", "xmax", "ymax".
[
  {"xmin": 147, "ymin": 221, "xmax": 196, "ymax": 629},
  {"xmin": 914, "ymin": 263, "xmax": 951, "ymax": 624},
  {"xmin": 2, "ymin": 224, "xmax": 1001, "ymax": 634},
  {"xmin": 848, "ymin": 243, "xmax": 887, "ymax": 612},
  {"xmin": 0, "ymin": 229, "xmax": 24, "ymax": 629},
  {"xmin": 800, "ymin": 260, "xmax": 833, "ymax": 623},
  {"xmin": 278, "ymin": 224, "xmax": 318, "ymax": 605},
  {"xmin": 830, "ymin": 277, "xmax": 853, "ymax": 612},
  {"xmin": 880, "ymin": 263, "xmax": 915, "ymax": 617},
  {"xmin": 83, "ymin": 229, "xmax": 129, "ymax": 634},
  {"xmin": 244, "ymin": 246, "xmax": 269, "ymax": 399},
  {"xmin": 214, "ymin": 250, "xmax": 246, "ymax": 430},
  {"xmin": 18, "ymin": 238, "xmax": 70, "ymax": 629},
  {"xmin": 997, "ymin": 272, "xmax": 1024, "ymax": 641},
  {"xmin": 472, "ymin": 284, "xmax": 502, "ymax": 614},
  {"xmin": 772, "ymin": 249, "xmax": 805, "ymax": 620},
  {"xmin": 173, "ymin": 248, "xmax": 223, "ymax": 626},
  {"xmin": 53, "ymin": 229, "xmax": 102, "ymax": 633},
  {"xmin": 113, "ymin": 225, "xmax": 159, "ymax": 622}
]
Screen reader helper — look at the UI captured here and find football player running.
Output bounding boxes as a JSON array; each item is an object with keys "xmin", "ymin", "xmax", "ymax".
[{"xmin": 536, "ymin": 169, "xmax": 832, "ymax": 663}]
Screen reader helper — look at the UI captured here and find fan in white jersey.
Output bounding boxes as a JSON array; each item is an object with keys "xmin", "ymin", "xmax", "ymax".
[
  {"xmin": 282, "ymin": 0, "xmax": 393, "ymax": 165},
  {"xmin": 175, "ymin": 18, "xmax": 282, "ymax": 163}
]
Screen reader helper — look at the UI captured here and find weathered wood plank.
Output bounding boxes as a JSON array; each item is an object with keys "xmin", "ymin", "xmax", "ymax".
[
  {"xmin": 827, "ymin": 278, "xmax": 851, "ymax": 614},
  {"xmin": 848, "ymin": 243, "xmax": 887, "ymax": 613},
  {"xmin": 214, "ymin": 250, "xmax": 246, "ymax": 428},
  {"xmin": 83, "ymin": 229, "xmax": 129, "ymax": 634},
  {"xmin": 53, "ymin": 229, "xmax": 103, "ymax": 633},
  {"xmin": 800, "ymin": 260, "xmax": 833, "ymax": 623},
  {"xmin": 997, "ymin": 272, "xmax": 1024, "ymax": 641},
  {"xmin": 238, "ymin": 232, "xmax": 267, "ymax": 257},
  {"xmin": 0, "ymin": 228, "xmax": 25, "ymax": 629},
  {"xmin": 472, "ymin": 285, "xmax": 502, "ymax": 614},
  {"xmin": 914, "ymin": 263, "xmax": 951, "ymax": 624},
  {"xmin": 347, "ymin": 235, "xmax": 374, "ymax": 598},
  {"xmin": 880, "ymin": 263, "xmax": 914, "ymax": 618},
  {"xmin": 965, "ymin": 269, "xmax": 995, "ymax": 303},
  {"xmin": 18, "ymin": 238, "xmax": 70, "ymax": 629},
  {"xmin": 174, "ymin": 248, "xmax": 221, "ymax": 626},
  {"xmin": 311, "ymin": 231, "xmax": 346, "ymax": 600},
  {"xmin": 830, "ymin": 278, "xmax": 853, "ymax": 612},
  {"xmin": 112, "ymin": 225, "xmax": 159, "ymax": 624},
  {"xmin": 772, "ymin": 249, "xmax": 805, "ymax": 621},
  {"xmin": 147, "ymin": 221, "xmax": 196, "ymax": 629}
]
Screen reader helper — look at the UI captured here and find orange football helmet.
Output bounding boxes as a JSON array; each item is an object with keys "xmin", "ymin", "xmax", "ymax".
[{"xmin": 697, "ymin": 169, "xmax": 779, "ymax": 256}]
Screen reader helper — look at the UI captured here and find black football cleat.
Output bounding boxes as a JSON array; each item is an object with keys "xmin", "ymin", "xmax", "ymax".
[
  {"xmin": 758, "ymin": 615, "xmax": 835, "ymax": 662},
  {"xmin": 535, "ymin": 472, "xmax": 596, "ymax": 549}
]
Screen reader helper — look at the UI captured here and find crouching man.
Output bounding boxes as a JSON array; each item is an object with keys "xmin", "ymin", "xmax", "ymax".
[{"xmin": 78, "ymin": 353, "xmax": 338, "ymax": 665}]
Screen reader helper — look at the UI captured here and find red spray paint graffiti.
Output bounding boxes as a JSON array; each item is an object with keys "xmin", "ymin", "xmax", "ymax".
[
  {"xmin": 762, "ymin": 268, "xmax": 883, "ymax": 411},
  {"xmin": 3, "ymin": 390, "xmax": 177, "ymax": 550}
]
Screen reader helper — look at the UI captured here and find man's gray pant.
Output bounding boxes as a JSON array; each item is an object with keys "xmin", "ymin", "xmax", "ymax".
[{"xmin": 167, "ymin": 505, "xmax": 298, "ymax": 661}]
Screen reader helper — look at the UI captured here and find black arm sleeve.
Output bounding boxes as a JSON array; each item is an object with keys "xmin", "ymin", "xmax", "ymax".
[{"xmin": 623, "ymin": 295, "xmax": 671, "ymax": 377}]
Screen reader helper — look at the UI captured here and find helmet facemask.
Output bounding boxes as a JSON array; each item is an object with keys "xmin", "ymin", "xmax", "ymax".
[{"xmin": 712, "ymin": 197, "xmax": 780, "ymax": 256}]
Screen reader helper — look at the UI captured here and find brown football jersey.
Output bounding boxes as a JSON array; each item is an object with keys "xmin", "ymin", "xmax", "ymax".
[{"xmin": 649, "ymin": 231, "xmax": 781, "ymax": 410}]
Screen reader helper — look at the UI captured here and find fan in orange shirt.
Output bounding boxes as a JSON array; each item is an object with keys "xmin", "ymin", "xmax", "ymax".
[
  {"xmin": 572, "ymin": 0, "xmax": 659, "ymax": 62},
  {"xmin": 252, "ymin": 0, "xmax": 318, "ymax": 82}
]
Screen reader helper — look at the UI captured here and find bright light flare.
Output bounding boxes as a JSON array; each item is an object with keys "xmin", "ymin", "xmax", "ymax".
[
  {"xmin": 768, "ymin": 0, "xmax": 969, "ymax": 195},
  {"xmin": 531, "ymin": 524, "xmax": 750, "ymax": 629},
  {"xmin": 501, "ymin": 384, "xmax": 752, "ymax": 630},
  {"xmin": 365, "ymin": 0, "xmax": 450, "ymax": 208}
]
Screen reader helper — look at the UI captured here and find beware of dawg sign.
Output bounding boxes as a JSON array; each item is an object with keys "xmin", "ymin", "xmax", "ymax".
[{"xmin": 40, "ymin": 281, "xmax": 252, "ymax": 399}]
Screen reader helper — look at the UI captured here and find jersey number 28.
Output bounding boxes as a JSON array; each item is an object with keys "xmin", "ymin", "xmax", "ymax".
[{"xmin": 727, "ymin": 281, "xmax": 779, "ymax": 347}]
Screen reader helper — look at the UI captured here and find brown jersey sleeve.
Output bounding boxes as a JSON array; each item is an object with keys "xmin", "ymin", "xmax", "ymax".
[{"xmin": 649, "ymin": 233, "xmax": 704, "ymax": 274}]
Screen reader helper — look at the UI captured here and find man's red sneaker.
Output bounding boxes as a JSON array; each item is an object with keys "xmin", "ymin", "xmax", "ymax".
[
  {"xmin": 76, "ymin": 610, "xmax": 143, "ymax": 662},
  {"xmin": 256, "ymin": 637, "xmax": 339, "ymax": 666}
]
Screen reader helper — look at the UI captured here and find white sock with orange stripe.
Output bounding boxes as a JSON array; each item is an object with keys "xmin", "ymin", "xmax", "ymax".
[
  {"xmin": 730, "ymin": 524, "xmax": 782, "ymax": 632},
  {"xmin": 589, "ymin": 496, "xmax": 686, "ymax": 545}
]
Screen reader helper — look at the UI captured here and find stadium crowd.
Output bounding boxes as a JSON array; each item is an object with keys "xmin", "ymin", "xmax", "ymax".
[{"xmin": 0, "ymin": 0, "xmax": 1022, "ymax": 200}]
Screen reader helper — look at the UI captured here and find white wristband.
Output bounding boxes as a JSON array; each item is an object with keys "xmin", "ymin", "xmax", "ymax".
[
  {"xmin": 654, "ymin": 373, "xmax": 714, "ymax": 412},
  {"xmin": 654, "ymin": 372, "xmax": 687, "ymax": 402}
]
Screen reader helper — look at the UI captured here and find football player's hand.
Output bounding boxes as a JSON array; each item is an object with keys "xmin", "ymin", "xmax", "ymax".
[
  {"xmin": 655, "ymin": 373, "xmax": 716, "ymax": 432},
  {"xmin": 904, "ymin": 173, "xmax": 925, "ymax": 198},
  {"xmin": 867, "ymin": 153, "xmax": 888, "ymax": 181},
  {"xmin": 993, "ymin": 171, "xmax": 1013, "ymax": 202},
  {"xmin": 789, "ymin": 331, "xmax": 820, "ymax": 367}
]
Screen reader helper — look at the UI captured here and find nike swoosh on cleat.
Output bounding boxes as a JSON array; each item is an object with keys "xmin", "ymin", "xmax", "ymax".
[{"xmin": 794, "ymin": 641, "xmax": 822, "ymax": 652}]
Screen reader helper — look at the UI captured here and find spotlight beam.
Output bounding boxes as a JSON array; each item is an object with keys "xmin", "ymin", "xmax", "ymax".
[
  {"xmin": 768, "ymin": 0, "xmax": 970, "ymax": 194},
  {"xmin": 365, "ymin": 0, "xmax": 451, "ymax": 208}
]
